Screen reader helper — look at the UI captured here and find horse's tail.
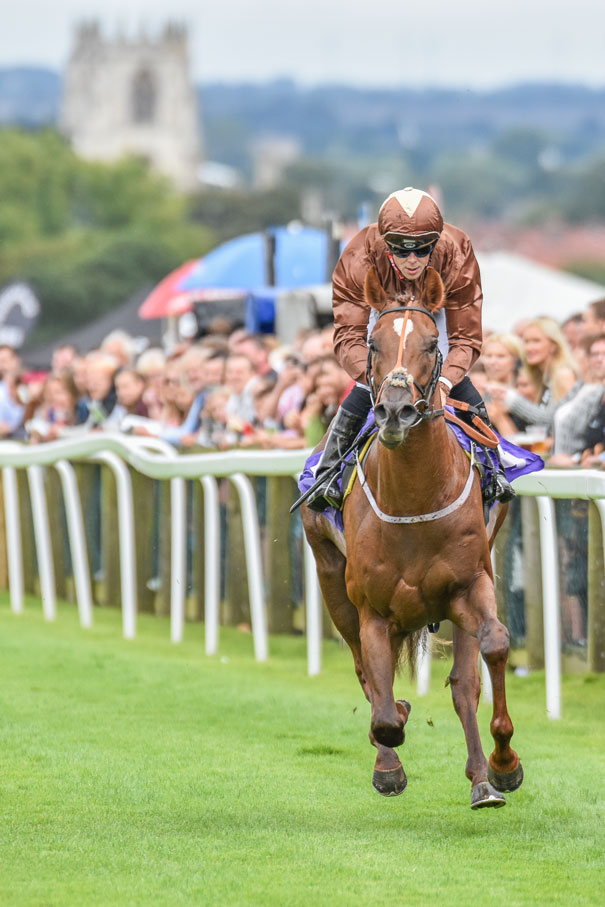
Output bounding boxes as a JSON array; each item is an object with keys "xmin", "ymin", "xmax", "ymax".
[{"xmin": 398, "ymin": 628, "xmax": 429, "ymax": 680}]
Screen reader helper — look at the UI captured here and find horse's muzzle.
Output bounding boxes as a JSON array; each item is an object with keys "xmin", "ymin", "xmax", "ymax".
[{"xmin": 374, "ymin": 401, "xmax": 418, "ymax": 448}]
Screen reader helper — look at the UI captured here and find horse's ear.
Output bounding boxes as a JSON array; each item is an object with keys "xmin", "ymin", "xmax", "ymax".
[
  {"xmin": 423, "ymin": 267, "xmax": 445, "ymax": 312},
  {"xmin": 364, "ymin": 266, "xmax": 388, "ymax": 312}
]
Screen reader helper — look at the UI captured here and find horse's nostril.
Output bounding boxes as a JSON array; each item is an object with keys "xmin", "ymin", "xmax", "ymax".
[
  {"xmin": 400, "ymin": 405, "xmax": 418, "ymax": 424},
  {"xmin": 374, "ymin": 404, "xmax": 387, "ymax": 424}
]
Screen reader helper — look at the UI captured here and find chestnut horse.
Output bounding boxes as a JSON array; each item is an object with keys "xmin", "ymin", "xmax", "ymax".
[{"xmin": 302, "ymin": 266, "xmax": 524, "ymax": 809}]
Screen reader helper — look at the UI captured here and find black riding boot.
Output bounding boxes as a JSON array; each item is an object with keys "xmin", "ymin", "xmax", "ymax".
[
  {"xmin": 306, "ymin": 408, "xmax": 366, "ymax": 512},
  {"xmin": 476, "ymin": 403, "xmax": 516, "ymax": 504}
]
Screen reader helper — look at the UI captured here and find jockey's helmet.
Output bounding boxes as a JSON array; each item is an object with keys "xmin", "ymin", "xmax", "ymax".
[{"xmin": 378, "ymin": 188, "xmax": 443, "ymax": 253}]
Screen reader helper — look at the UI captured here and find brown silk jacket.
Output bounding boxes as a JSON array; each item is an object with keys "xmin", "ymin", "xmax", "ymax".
[{"xmin": 332, "ymin": 222, "xmax": 483, "ymax": 388}]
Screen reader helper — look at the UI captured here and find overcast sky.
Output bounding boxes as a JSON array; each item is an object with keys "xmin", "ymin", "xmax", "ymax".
[{"xmin": 2, "ymin": 0, "xmax": 604, "ymax": 89}]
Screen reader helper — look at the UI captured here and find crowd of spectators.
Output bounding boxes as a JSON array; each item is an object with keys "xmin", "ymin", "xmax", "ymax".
[
  {"xmin": 0, "ymin": 320, "xmax": 357, "ymax": 452},
  {"xmin": 1, "ymin": 296, "xmax": 603, "ymax": 649},
  {"xmin": 0, "ymin": 299, "xmax": 603, "ymax": 468}
]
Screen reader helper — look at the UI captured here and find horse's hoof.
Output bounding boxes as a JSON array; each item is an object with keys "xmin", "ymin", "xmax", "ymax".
[
  {"xmin": 470, "ymin": 781, "xmax": 506, "ymax": 809},
  {"xmin": 372, "ymin": 765, "xmax": 407, "ymax": 797},
  {"xmin": 488, "ymin": 761, "xmax": 524, "ymax": 793}
]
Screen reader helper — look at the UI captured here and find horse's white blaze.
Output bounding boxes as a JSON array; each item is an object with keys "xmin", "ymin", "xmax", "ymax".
[{"xmin": 393, "ymin": 316, "xmax": 414, "ymax": 347}]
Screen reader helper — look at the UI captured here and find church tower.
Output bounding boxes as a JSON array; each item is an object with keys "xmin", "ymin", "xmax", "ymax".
[{"xmin": 61, "ymin": 22, "xmax": 202, "ymax": 192}]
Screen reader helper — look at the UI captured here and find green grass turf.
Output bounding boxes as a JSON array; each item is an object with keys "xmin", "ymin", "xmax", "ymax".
[{"xmin": 0, "ymin": 595, "xmax": 603, "ymax": 907}]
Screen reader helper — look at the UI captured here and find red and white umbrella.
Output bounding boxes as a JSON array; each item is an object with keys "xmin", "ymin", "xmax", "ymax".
[{"xmin": 138, "ymin": 260, "xmax": 201, "ymax": 320}]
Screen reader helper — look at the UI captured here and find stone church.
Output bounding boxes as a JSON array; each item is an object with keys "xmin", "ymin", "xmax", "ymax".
[{"xmin": 61, "ymin": 22, "xmax": 202, "ymax": 192}]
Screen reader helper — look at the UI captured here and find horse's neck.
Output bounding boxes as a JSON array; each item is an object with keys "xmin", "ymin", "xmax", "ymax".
[{"xmin": 371, "ymin": 419, "xmax": 460, "ymax": 510}]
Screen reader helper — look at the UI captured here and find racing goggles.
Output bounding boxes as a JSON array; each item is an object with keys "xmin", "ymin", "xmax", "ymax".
[{"xmin": 384, "ymin": 233, "xmax": 439, "ymax": 258}]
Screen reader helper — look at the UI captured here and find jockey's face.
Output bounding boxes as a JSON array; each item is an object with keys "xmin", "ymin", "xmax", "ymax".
[{"xmin": 392, "ymin": 250, "xmax": 431, "ymax": 281}]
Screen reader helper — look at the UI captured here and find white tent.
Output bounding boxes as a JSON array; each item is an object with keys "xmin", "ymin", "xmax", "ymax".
[{"xmin": 476, "ymin": 251, "xmax": 605, "ymax": 333}]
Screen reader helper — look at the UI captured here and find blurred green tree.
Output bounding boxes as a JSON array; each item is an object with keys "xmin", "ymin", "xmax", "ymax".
[{"xmin": 0, "ymin": 128, "xmax": 213, "ymax": 342}]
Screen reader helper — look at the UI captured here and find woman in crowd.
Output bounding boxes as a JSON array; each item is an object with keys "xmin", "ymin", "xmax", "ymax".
[
  {"xmin": 103, "ymin": 367, "xmax": 149, "ymax": 430},
  {"xmin": 157, "ymin": 358, "xmax": 192, "ymax": 430},
  {"xmin": 27, "ymin": 372, "xmax": 79, "ymax": 442},
  {"xmin": 487, "ymin": 317, "xmax": 578, "ymax": 432},
  {"xmin": 198, "ymin": 386, "xmax": 235, "ymax": 449},
  {"xmin": 480, "ymin": 332, "xmax": 525, "ymax": 435},
  {"xmin": 136, "ymin": 347, "xmax": 167, "ymax": 421}
]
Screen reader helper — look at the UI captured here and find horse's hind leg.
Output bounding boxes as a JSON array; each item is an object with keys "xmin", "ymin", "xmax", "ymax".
[{"xmin": 450, "ymin": 626, "xmax": 505, "ymax": 809}]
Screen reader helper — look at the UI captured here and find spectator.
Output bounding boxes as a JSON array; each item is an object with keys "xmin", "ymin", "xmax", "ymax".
[
  {"xmin": 487, "ymin": 317, "xmax": 578, "ymax": 432},
  {"xmin": 0, "ymin": 345, "xmax": 25, "ymax": 438},
  {"xmin": 298, "ymin": 330, "xmax": 325, "ymax": 364},
  {"xmin": 298, "ymin": 355, "xmax": 354, "ymax": 447},
  {"xmin": 480, "ymin": 332, "xmax": 524, "ymax": 435},
  {"xmin": 136, "ymin": 347, "xmax": 166, "ymax": 421},
  {"xmin": 224, "ymin": 354, "xmax": 257, "ymax": 436},
  {"xmin": 580, "ymin": 334, "xmax": 605, "ymax": 468},
  {"xmin": 51, "ymin": 343, "xmax": 78, "ymax": 374},
  {"xmin": 515, "ymin": 367, "xmax": 538, "ymax": 403},
  {"xmin": 161, "ymin": 345, "xmax": 220, "ymax": 448},
  {"xmin": 26, "ymin": 373, "xmax": 79, "ymax": 442},
  {"xmin": 482, "ymin": 333, "xmax": 522, "ymax": 386},
  {"xmin": 155, "ymin": 358, "xmax": 188, "ymax": 431},
  {"xmin": 198, "ymin": 386, "xmax": 236, "ymax": 449},
  {"xmin": 100, "ymin": 330, "xmax": 135, "ymax": 367},
  {"xmin": 234, "ymin": 334, "xmax": 278, "ymax": 382},
  {"xmin": 70, "ymin": 356, "xmax": 90, "ymax": 423},
  {"xmin": 548, "ymin": 333, "xmax": 605, "ymax": 468},
  {"xmin": 582, "ymin": 297, "xmax": 605, "ymax": 339},
  {"xmin": 81, "ymin": 351, "xmax": 118, "ymax": 427},
  {"xmin": 103, "ymin": 368, "xmax": 149, "ymax": 430},
  {"xmin": 561, "ymin": 313, "xmax": 585, "ymax": 353}
]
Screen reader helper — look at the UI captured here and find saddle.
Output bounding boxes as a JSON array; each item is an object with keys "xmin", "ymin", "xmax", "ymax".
[{"xmin": 297, "ymin": 411, "xmax": 543, "ymax": 533}]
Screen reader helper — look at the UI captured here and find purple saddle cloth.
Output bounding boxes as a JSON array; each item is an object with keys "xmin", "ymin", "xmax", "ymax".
[{"xmin": 298, "ymin": 409, "xmax": 544, "ymax": 531}]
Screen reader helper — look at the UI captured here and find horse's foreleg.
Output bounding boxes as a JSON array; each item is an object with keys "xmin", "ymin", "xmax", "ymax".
[
  {"xmin": 302, "ymin": 516, "xmax": 405, "ymax": 795},
  {"xmin": 449, "ymin": 626, "xmax": 490, "ymax": 786},
  {"xmin": 369, "ymin": 699, "xmax": 410, "ymax": 796},
  {"xmin": 465, "ymin": 572, "xmax": 524, "ymax": 795},
  {"xmin": 358, "ymin": 609, "xmax": 404, "ymax": 748}
]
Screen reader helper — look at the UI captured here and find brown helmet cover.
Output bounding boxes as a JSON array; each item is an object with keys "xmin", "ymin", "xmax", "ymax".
[{"xmin": 378, "ymin": 188, "xmax": 443, "ymax": 243}]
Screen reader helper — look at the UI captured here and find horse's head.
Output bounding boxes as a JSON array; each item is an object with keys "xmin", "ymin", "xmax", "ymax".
[{"xmin": 364, "ymin": 266, "xmax": 445, "ymax": 449}]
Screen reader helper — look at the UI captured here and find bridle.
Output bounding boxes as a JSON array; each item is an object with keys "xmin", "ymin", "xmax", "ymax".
[
  {"xmin": 366, "ymin": 304, "xmax": 444, "ymax": 426},
  {"xmin": 359, "ymin": 302, "xmax": 479, "ymax": 526}
]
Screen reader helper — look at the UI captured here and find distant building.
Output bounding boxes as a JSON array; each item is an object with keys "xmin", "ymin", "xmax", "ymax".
[
  {"xmin": 61, "ymin": 21, "xmax": 201, "ymax": 192},
  {"xmin": 252, "ymin": 136, "xmax": 300, "ymax": 190}
]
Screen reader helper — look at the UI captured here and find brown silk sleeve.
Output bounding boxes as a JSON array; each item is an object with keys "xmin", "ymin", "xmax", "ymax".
[
  {"xmin": 441, "ymin": 238, "xmax": 483, "ymax": 387},
  {"xmin": 332, "ymin": 238, "xmax": 372, "ymax": 384}
]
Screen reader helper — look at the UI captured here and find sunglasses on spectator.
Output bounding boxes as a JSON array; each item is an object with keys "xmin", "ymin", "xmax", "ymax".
[{"xmin": 386, "ymin": 240, "xmax": 435, "ymax": 259}]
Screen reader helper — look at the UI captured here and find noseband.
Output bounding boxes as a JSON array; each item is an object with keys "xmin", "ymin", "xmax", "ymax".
[{"xmin": 366, "ymin": 305, "xmax": 444, "ymax": 424}]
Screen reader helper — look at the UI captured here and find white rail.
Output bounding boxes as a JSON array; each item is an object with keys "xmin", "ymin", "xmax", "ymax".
[{"xmin": 0, "ymin": 436, "xmax": 603, "ymax": 715}]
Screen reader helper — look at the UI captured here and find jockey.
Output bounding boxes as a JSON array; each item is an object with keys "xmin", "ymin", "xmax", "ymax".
[{"xmin": 307, "ymin": 186, "xmax": 515, "ymax": 512}]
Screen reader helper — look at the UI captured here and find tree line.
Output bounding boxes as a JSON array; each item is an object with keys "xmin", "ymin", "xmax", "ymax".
[{"xmin": 1, "ymin": 123, "xmax": 605, "ymax": 347}]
